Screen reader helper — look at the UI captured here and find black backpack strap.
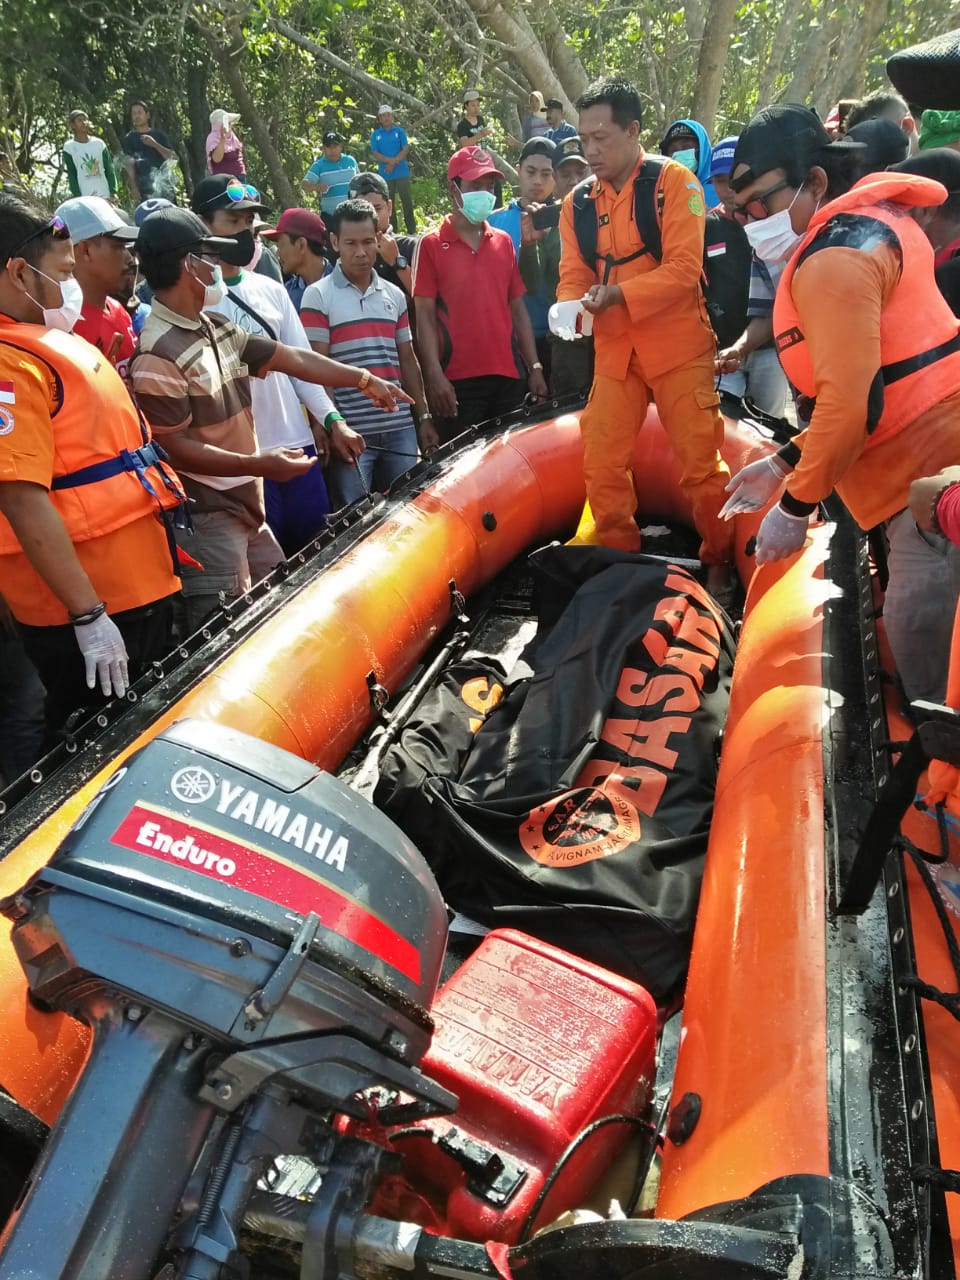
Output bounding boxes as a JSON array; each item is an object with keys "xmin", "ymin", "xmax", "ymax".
[
  {"xmin": 571, "ymin": 161, "xmax": 670, "ymax": 285},
  {"xmin": 572, "ymin": 174, "xmax": 600, "ymax": 273},
  {"xmin": 632, "ymin": 154, "xmax": 668, "ymax": 263}
]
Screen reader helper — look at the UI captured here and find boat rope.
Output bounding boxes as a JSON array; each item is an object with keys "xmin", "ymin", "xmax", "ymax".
[{"xmin": 895, "ymin": 828, "xmax": 960, "ymax": 1194}]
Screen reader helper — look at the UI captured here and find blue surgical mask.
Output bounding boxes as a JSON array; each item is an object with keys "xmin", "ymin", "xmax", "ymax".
[
  {"xmin": 672, "ymin": 148, "xmax": 698, "ymax": 172},
  {"xmin": 459, "ymin": 190, "xmax": 497, "ymax": 224}
]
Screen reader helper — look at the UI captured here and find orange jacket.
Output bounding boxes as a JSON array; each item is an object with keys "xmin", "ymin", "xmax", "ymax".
[
  {"xmin": 775, "ymin": 174, "xmax": 960, "ymax": 450},
  {"xmin": 558, "ymin": 151, "xmax": 715, "ymax": 380},
  {"xmin": 0, "ymin": 322, "xmax": 184, "ymax": 558}
]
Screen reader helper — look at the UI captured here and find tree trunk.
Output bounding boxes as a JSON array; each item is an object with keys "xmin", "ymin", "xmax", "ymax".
[
  {"xmin": 683, "ymin": 0, "xmax": 706, "ymax": 54},
  {"xmin": 530, "ymin": 0, "xmax": 591, "ymax": 104},
  {"xmin": 811, "ymin": 0, "xmax": 890, "ymax": 113},
  {"xmin": 462, "ymin": 0, "xmax": 581, "ymax": 117},
  {"xmin": 212, "ymin": 41, "xmax": 297, "ymax": 207},
  {"xmin": 781, "ymin": 18, "xmax": 834, "ymax": 104},
  {"xmin": 690, "ymin": 0, "xmax": 739, "ymax": 136},
  {"xmin": 755, "ymin": 5, "xmax": 800, "ymax": 109},
  {"xmin": 184, "ymin": 59, "xmax": 211, "ymax": 189}
]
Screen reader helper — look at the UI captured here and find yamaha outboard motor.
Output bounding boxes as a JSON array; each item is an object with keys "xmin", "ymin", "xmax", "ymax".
[{"xmin": 0, "ymin": 721, "xmax": 452, "ymax": 1280}]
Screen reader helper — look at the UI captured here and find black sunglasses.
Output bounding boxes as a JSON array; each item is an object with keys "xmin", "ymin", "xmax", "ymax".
[
  {"xmin": 730, "ymin": 179, "xmax": 792, "ymax": 225},
  {"xmin": 3, "ymin": 216, "xmax": 70, "ymax": 266}
]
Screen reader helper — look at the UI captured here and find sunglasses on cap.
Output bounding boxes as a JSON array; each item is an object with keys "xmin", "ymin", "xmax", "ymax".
[
  {"xmin": 3, "ymin": 215, "xmax": 70, "ymax": 266},
  {"xmin": 729, "ymin": 178, "xmax": 792, "ymax": 224},
  {"xmin": 223, "ymin": 180, "xmax": 260, "ymax": 203}
]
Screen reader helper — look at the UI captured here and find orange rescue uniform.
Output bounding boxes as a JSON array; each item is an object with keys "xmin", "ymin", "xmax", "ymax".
[
  {"xmin": 558, "ymin": 151, "xmax": 732, "ymax": 561},
  {"xmin": 0, "ymin": 320, "xmax": 180, "ymax": 627},
  {"xmin": 773, "ymin": 173, "xmax": 960, "ymax": 526}
]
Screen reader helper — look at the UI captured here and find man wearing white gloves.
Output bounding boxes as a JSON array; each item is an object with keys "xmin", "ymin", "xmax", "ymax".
[
  {"xmin": 721, "ymin": 104, "xmax": 960, "ymax": 702},
  {"xmin": 0, "ymin": 193, "xmax": 188, "ymax": 741}
]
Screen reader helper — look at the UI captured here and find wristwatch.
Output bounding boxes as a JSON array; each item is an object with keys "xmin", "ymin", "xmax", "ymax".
[
  {"xmin": 395, "ymin": 254, "xmax": 409, "ymax": 270},
  {"xmin": 530, "ymin": 361, "xmax": 543, "ymax": 372}
]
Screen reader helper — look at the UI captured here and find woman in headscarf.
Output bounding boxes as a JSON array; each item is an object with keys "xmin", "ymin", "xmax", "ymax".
[
  {"xmin": 522, "ymin": 92, "xmax": 550, "ymax": 143},
  {"xmin": 206, "ymin": 109, "xmax": 246, "ymax": 179}
]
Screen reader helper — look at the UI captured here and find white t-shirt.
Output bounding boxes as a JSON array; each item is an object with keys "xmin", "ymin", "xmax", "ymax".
[
  {"xmin": 63, "ymin": 137, "xmax": 113, "ymax": 198},
  {"xmin": 206, "ymin": 271, "xmax": 335, "ymax": 450}
]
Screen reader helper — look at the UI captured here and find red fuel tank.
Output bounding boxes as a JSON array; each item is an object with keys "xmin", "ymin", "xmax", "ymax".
[{"xmin": 368, "ymin": 929, "xmax": 657, "ymax": 1243}]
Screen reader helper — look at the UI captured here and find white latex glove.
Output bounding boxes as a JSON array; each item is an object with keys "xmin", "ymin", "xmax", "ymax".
[
  {"xmin": 548, "ymin": 300, "xmax": 594, "ymax": 341},
  {"xmin": 719, "ymin": 454, "xmax": 789, "ymax": 519},
  {"xmin": 754, "ymin": 502, "xmax": 810, "ymax": 564},
  {"xmin": 74, "ymin": 611, "xmax": 129, "ymax": 698}
]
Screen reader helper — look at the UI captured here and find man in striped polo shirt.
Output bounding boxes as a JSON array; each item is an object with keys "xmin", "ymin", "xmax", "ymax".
[
  {"xmin": 301, "ymin": 198, "xmax": 437, "ymax": 506},
  {"xmin": 131, "ymin": 207, "xmax": 409, "ymax": 632}
]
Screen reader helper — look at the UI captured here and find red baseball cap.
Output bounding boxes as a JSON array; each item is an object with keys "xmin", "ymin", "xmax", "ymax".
[
  {"xmin": 259, "ymin": 207, "xmax": 327, "ymax": 243},
  {"xmin": 447, "ymin": 145, "xmax": 504, "ymax": 182}
]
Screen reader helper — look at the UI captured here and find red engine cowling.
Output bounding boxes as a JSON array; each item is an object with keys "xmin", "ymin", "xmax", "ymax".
[{"xmin": 362, "ymin": 929, "xmax": 658, "ymax": 1243}]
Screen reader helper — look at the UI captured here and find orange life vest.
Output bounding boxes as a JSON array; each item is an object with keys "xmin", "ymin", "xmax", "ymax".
[
  {"xmin": 774, "ymin": 173, "xmax": 960, "ymax": 448},
  {"xmin": 0, "ymin": 322, "xmax": 185, "ymax": 557}
]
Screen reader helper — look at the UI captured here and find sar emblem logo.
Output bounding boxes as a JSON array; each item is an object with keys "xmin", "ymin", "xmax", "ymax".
[
  {"xmin": 519, "ymin": 784, "xmax": 641, "ymax": 867},
  {"xmin": 170, "ymin": 765, "xmax": 217, "ymax": 804},
  {"xmin": 0, "ymin": 406, "xmax": 13, "ymax": 436}
]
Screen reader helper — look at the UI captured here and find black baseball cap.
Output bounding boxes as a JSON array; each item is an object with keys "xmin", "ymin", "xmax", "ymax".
[
  {"xmin": 323, "ymin": 130, "xmax": 343, "ymax": 145},
  {"xmin": 519, "ymin": 137, "xmax": 557, "ymax": 164},
  {"xmin": 731, "ymin": 103, "xmax": 864, "ymax": 191},
  {"xmin": 844, "ymin": 118, "xmax": 910, "ymax": 170},
  {"xmin": 889, "ymin": 146, "xmax": 960, "ymax": 190},
  {"xmin": 190, "ymin": 174, "xmax": 271, "ymax": 215},
  {"xmin": 137, "ymin": 207, "xmax": 238, "ymax": 258},
  {"xmin": 554, "ymin": 136, "xmax": 588, "ymax": 169},
  {"xmin": 545, "ymin": 98, "xmax": 564, "ymax": 111}
]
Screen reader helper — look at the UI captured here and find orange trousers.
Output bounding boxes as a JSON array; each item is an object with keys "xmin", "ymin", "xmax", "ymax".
[{"xmin": 580, "ymin": 350, "xmax": 733, "ymax": 563}]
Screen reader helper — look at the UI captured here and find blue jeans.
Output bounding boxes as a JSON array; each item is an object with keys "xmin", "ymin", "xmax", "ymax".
[{"xmin": 328, "ymin": 421, "xmax": 420, "ymax": 507}]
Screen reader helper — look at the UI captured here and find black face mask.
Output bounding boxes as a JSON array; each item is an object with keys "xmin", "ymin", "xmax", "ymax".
[{"xmin": 217, "ymin": 229, "xmax": 255, "ymax": 267}]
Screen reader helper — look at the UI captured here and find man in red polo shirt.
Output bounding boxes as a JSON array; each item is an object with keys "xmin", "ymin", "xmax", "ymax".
[{"xmin": 415, "ymin": 146, "xmax": 548, "ymax": 441}]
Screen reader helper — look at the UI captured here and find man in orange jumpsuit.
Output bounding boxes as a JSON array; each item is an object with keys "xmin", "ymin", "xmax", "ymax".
[{"xmin": 554, "ymin": 75, "xmax": 733, "ymax": 586}]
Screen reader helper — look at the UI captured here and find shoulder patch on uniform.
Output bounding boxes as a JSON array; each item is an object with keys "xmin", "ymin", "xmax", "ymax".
[
  {"xmin": 0, "ymin": 405, "xmax": 14, "ymax": 436},
  {"xmin": 687, "ymin": 191, "xmax": 705, "ymax": 217},
  {"xmin": 598, "ymin": 213, "xmax": 610, "ymax": 227}
]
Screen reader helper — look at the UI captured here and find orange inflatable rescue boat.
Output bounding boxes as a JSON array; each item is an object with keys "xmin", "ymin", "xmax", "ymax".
[{"xmin": 0, "ymin": 399, "xmax": 956, "ymax": 1279}]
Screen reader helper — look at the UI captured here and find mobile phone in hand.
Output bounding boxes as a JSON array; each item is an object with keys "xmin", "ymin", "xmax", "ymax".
[{"xmin": 530, "ymin": 203, "xmax": 561, "ymax": 231}]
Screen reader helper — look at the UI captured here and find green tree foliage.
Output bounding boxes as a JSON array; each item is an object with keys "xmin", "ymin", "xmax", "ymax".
[{"xmin": 1, "ymin": 0, "xmax": 954, "ymax": 209}]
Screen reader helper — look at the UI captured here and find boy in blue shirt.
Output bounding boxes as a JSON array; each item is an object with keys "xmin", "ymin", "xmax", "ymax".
[
  {"xmin": 302, "ymin": 131, "xmax": 359, "ymax": 219},
  {"xmin": 369, "ymin": 106, "xmax": 417, "ymax": 233}
]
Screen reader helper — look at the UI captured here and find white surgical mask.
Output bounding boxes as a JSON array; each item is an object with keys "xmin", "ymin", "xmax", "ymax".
[
  {"xmin": 27, "ymin": 270, "xmax": 83, "ymax": 332},
  {"xmin": 672, "ymin": 148, "xmax": 697, "ymax": 172},
  {"xmin": 191, "ymin": 258, "xmax": 228, "ymax": 307},
  {"xmin": 743, "ymin": 185, "xmax": 806, "ymax": 264}
]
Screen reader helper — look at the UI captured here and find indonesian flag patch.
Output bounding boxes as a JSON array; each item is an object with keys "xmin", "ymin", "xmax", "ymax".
[{"xmin": 0, "ymin": 380, "xmax": 14, "ymax": 405}]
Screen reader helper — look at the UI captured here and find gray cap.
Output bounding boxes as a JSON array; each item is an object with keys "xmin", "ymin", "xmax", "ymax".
[{"xmin": 54, "ymin": 196, "xmax": 139, "ymax": 245}]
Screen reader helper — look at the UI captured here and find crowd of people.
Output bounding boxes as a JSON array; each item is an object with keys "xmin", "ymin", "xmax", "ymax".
[{"xmin": 1, "ymin": 54, "xmax": 960, "ymax": 787}]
